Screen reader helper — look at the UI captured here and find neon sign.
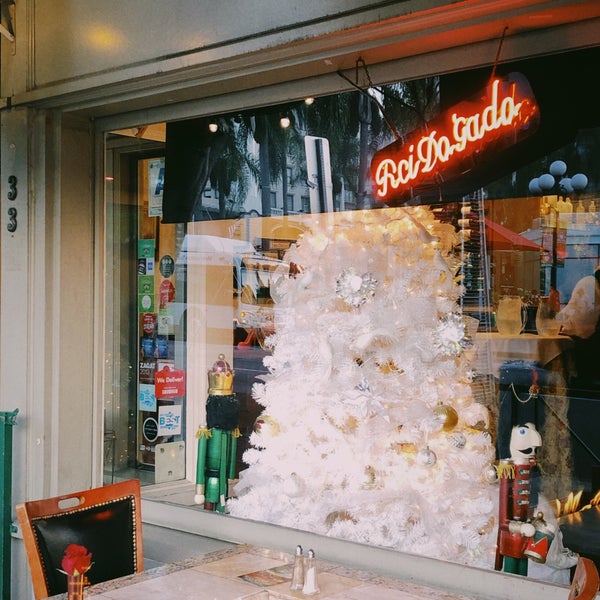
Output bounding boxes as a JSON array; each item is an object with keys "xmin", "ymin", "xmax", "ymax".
[{"xmin": 370, "ymin": 72, "xmax": 539, "ymax": 203}]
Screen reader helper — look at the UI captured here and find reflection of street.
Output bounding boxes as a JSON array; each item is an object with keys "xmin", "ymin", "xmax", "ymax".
[{"xmin": 233, "ymin": 345, "xmax": 269, "ymax": 475}]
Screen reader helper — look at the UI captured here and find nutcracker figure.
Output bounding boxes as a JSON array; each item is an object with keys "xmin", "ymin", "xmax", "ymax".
[
  {"xmin": 495, "ymin": 422, "xmax": 542, "ymax": 575},
  {"xmin": 194, "ymin": 353, "xmax": 240, "ymax": 512}
]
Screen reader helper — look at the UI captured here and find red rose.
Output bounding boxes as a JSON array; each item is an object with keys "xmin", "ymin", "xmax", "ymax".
[{"xmin": 61, "ymin": 544, "xmax": 92, "ymax": 576}]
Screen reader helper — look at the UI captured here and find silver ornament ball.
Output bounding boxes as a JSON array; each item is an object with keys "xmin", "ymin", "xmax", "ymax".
[{"xmin": 416, "ymin": 446, "xmax": 437, "ymax": 467}]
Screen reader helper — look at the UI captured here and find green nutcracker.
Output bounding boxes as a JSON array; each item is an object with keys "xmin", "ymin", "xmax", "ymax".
[{"xmin": 194, "ymin": 354, "xmax": 240, "ymax": 512}]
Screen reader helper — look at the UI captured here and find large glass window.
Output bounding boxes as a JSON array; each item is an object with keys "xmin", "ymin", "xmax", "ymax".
[{"xmin": 104, "ymin": 47, "xmax": 600, "ymax": 583}]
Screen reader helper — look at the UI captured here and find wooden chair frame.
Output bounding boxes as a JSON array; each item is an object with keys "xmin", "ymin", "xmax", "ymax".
[
  {"xmin": 16, "ymin": 479, "xmax": 143, "ymax": 599},
  {"xmin": 568, "ymin": 557, "xmax": 600, "ymax": 600}
]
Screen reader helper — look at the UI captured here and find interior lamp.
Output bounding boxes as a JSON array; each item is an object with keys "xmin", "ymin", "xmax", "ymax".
[
  {"xmin": 571, "ymin": 173, "xmax": 589, "ymax": 191},
  {"xmin": 537, "ymin": 173, "xmax": 555, "ymax": 192},
  {"xmin": 549, "ymin": 160, "xmax": 567, "ymax": 177}
]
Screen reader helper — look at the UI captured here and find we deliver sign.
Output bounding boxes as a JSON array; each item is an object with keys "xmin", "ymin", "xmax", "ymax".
[{"xmin": 155, "ymin": 366, "xmax": 186, "ymax": 398}]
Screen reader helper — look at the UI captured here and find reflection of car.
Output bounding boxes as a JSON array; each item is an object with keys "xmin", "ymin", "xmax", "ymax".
[
  {"xmin": 234, "ymin": 254, "xmax": 289, "ymax": 330},
  {"xmin": 168, "ymin": 235, "xmax": 292, "ymax": 345}
]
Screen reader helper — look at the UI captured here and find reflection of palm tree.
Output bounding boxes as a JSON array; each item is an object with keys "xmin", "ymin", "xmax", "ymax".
[
  {"xmin": 232, "ymin": 79, "xmax": 439, "ymax": 218},
  {"xmin": 250, "ymin": 112, "xmax": 304, "ymax": 216},
  {"xmin": 301, "ymin": 93, "xmax": 360, "ymax": 208},
  {"xmin": 358, "ymin": 94, "xmax": 372, "ymax": 208},
  {"xmin": 164, "ymin": 117, "xmax": 257, "ymax": 221},
  {"xmin": 299, "ymin": 80, "xmax": 437, "ymax": 209},
  {"xmin": 364, "ymin": 79, "xmax": 439, "ymax": 204},
  {"xmin": 170, "ymin": 77, "xmax": 440, "ymax": 222},
  {"xmin": 209, "ymin": 119, "xmax": 255, "ymax": 218},
  {"xmin": 252, "ymin": 114, "xmax": 274, "ymax": 217}
]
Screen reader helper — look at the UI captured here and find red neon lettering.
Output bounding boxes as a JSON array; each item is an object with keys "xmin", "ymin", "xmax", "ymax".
[
  {"xmin": 417, "ymin": 134, "xmax": 441, "ymax": 173},
  {"xmin": 371, "ymin": 76, "xmax": 537, "ymax": 200},
  {"xmin": 374, "ymin": 155, "xmax": 420, "ymax": 196}
]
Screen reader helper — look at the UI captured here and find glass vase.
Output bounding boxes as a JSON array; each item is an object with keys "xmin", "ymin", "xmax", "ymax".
[
  {"xmin": 496, "ymin": 295, "xmax": 525, "ymax": 336},
  {"xmin": 67, "ymin": 574, "xmax": 85, "ymax": 600},
  {"xmin": 536, "ymin": 296, "xmax": 561, "ymax": 337}
]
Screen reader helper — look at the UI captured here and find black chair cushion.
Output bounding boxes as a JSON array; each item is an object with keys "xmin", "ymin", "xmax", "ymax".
[{"xmin": 31, "ymin": 496, "xmax": 137, "ymax": 595}]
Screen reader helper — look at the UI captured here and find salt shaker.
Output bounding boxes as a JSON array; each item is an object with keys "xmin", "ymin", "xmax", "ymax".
[
  {"xmin": 290, "ymin": 544, "xmax": 305, "ymax": 591},
  {"xmin": 302, "ymin": 548, "xmax": 320, "ymax": 595}
]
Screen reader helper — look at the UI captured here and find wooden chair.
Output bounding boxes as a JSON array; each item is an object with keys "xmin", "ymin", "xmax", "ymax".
[
  {"xmin": 568, "ymin": 557, "xmax": 600, "ymax": 600},
  {"xmin": 16, "ymin": 479, "xmax": 143, "ymax": 599}
]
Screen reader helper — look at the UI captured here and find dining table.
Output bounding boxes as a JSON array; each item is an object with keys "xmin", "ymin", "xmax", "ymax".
[
  {"xmin": 473, "ymin": 332, "xmax": 575, "ymax": 379},
  {"xmin": 49, "ymin": 544, "xmax": 475, "ymax": 600}
]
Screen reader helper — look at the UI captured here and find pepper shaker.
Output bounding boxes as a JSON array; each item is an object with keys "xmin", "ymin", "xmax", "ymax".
[
  {"xmin": 302, "ymin": 548, "xmax": 320, "ymax": 595},
  {"xmin": 290, "ymin": 544, "xmax": 305, "ymax": 591}
]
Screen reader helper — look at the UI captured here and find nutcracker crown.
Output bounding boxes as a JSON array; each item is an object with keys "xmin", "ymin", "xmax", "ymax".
[{"xmin": 208, "ymin": 353, "xmax": 234, "ymax": 395}]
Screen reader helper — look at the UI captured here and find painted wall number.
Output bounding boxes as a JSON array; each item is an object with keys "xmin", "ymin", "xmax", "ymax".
[
  {"xmin": 7, "ymin": 175, "xmax": 17, "ymax": 200},
  {"xmin": 7, "ymin": 174, "xmax": 17, "ymax": 232},
  {"xmin": 7, "ymin": 207, "xmax": 17, "ymax": 232}
]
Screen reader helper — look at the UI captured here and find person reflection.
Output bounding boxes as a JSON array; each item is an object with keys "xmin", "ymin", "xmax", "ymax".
[
  {"xmin": 556, "ymin": 265, "xmax": 600, "ymax": 491},
  {"xmin": 557, "ymin": 265, "xmax": 600, "ymax": 387}
]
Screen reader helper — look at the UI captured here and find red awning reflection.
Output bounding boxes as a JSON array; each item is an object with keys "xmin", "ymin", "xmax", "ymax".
[{"xmin": 484, "ymin": 218, "xmax": 540, "ymax": 251}]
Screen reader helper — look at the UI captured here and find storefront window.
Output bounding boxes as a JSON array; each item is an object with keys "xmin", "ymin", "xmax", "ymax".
[{"xmin": 104, "ymin": 47, "xmax": 600, "ymax": 581}]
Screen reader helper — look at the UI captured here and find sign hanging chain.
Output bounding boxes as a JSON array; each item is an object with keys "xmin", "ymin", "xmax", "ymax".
[
  {"xmin": 337, "ymin": 57, "xmax": 402, "ymax": 141},
  {"xmin": 491, "ymin": 26, "xmax": 509, "ymax": 80}
]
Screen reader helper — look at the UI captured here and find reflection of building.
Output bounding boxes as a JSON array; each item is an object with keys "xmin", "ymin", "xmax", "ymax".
[
  {"xmin": 528, "ymin": 161, "xmax": 591, "ymax": 300},
  {"xmin": 464, "ymin": 196, "xmax": 542, "ymax": 311},
  {"xmin": 523, "ymin": 216, "xmax": 600, "ymax": 307}
]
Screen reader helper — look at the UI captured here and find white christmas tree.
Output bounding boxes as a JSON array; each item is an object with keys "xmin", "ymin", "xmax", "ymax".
[{"xmin": 229, "ymin": 206, "xmax": 497, "ymax": 567}]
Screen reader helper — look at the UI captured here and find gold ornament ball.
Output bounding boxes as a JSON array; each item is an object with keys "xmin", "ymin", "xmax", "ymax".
[
  {"xmin": 253, "ymin": 414, "xmax": 280, "ymax": 437},
  {"xmin": 434, "ymin": 403, "xmax": 459, "ymax": 431}
]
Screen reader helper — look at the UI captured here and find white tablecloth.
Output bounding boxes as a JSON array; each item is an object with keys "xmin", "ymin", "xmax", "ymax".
[{"xmin": 474, "ymin": 332, "xmax": 575, "ymax": 377}]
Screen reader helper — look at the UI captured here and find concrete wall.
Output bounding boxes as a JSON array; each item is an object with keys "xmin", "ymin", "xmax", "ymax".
[
  {"xmin": 3, "ymin": 1, "xmax": 599, "ymax": 118},
  {"xmin": 1, "ymin": 107, "xmax": 94, "ymax": 598}
]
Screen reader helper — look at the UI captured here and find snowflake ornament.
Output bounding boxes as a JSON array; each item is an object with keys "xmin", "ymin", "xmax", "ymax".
[
  {"xmin": 345, "ymin": 377, "xmax": 390, "ymax": 421},
  {"xmin": 335, "ymin": 267, "xmax": 378, "ymax": 307},
  {"xmin": 434, "ymin": 313, "xmax": 472, "ymax": 357}
]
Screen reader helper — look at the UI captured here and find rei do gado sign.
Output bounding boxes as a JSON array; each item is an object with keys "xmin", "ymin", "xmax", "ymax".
[{"xmin": 370, "ymin": 73, "xmax": 540, "ymax": 203}]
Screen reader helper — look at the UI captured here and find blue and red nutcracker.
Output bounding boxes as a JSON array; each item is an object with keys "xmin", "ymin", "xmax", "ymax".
[{"xmin": 495, "ymin": 423, "xmax": 542, "ymax": 575}]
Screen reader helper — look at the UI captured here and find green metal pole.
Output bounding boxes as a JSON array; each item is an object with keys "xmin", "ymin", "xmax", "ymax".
[{"xmin": 0, "ymin": 409, "xmax": 18, "ymax": 600}]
